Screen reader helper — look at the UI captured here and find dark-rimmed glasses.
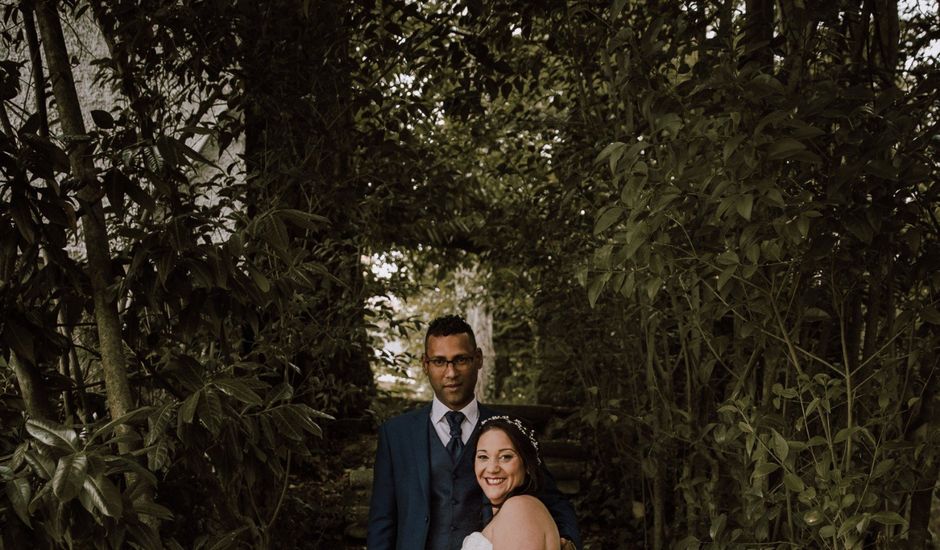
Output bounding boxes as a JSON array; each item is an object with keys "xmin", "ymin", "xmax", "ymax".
[{"xmin": 425, "ymin": 356, "xmax": 474, "ymax": 369}]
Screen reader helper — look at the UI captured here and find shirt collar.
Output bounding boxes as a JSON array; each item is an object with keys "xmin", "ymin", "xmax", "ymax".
[{"xmin": 430, "ymin": 396, "xmax": 480, "ymax": 427}]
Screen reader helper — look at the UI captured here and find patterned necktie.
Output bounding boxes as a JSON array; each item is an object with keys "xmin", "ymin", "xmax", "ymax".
[{"xmin": 445, "ymin": 410, "xmax": 465, "ymax": 461}]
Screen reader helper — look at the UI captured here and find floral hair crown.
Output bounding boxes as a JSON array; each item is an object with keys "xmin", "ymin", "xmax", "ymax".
[{"xmin": 481, "ymin": 415, "xmax": 541, "ymax": 465}]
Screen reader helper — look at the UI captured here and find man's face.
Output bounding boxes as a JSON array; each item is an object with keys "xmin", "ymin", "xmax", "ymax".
[{"xmin": 424, "ymin": 333, "xmax": 481, "ymax": 410}]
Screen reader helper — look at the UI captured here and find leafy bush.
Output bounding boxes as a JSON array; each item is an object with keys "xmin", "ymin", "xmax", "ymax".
[{"xmin": 1, "ymin": 374, "xmax": 330, "ymax": 549}]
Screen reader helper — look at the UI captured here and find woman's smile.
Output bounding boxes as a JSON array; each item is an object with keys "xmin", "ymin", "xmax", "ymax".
[{"xmin": 474, "ymin": 429, "xmax": 525, "ymax": 505}]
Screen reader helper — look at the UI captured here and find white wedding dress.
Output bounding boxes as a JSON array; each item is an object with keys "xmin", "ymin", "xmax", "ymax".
[{"xmin": 461, "ymin": 531, "xmax": 493, "ymax": 550}]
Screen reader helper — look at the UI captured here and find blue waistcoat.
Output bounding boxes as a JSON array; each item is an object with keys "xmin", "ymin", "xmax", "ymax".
[{"xmin": 425, "ymin": 419, "xmax": 482, "ymax": 550}]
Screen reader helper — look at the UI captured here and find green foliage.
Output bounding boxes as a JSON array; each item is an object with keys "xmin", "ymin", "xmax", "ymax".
[
  {"xmin": 0, "ymin": 0, "xmax": 369, "ymax": 546},
  {"xmin": 0, "ymin": 373, "xmax": 331, "ymax": 548},
  {"xmin": 581, "ymin": 0, "xmax": 940, "ymax": 547},
  {"xmin": 2, "ymin": 416, "xmax": 161, "ymax": 547}
]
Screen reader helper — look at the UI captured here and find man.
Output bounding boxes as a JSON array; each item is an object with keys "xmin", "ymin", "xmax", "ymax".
[{"xmin": 368, "ymin": 315, "xmax": 581, "ymax": 550}]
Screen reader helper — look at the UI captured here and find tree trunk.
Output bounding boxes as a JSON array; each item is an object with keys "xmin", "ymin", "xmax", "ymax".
[
  {"xmin": 10, "ymin": 352, "xmax": 55, "ymax": 420},
  {"xmin": 34, "ymin": 0, "xmax": 135, "ymax": 441},
  {"xmin": 467, "ymin": 304, "xmax": 494, "ymax": 402},
  {"xmin": 457, "ymin": 265, "xmax": 495, "ymax": 401},
  {"xmin": 743, "ymin": 0, "xmax": 775, "ymax": 69},
  {"xmin": 872, "ymin": 0, "xmax": 899, "ymax": 78},
  {"xmin": 778, "ymin": 0, "xmax": 815, "ymax": 90}
]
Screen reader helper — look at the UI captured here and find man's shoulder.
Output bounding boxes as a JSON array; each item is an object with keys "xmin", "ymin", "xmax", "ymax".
[{"xmin": 379, "ymin": 403, "xmax": 430, "ymax": 430}]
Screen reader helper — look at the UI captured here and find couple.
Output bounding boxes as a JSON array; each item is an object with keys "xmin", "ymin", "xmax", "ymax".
[{"xmin": 368, "ymin": 315, "xmax": 581, "ymax": 550}]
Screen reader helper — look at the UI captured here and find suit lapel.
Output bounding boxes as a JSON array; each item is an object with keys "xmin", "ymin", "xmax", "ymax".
[{"xmin": 412, "ymin": 405, "xmax": 431, "ymax": 502}]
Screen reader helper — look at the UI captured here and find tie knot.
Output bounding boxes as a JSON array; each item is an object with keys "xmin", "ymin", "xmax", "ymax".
[{"xmin": 445, "ymin": 411, "xmax": 465, "ymax": 437}]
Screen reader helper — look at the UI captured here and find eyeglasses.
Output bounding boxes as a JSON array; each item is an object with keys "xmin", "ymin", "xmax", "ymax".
[{"xmin": 425, "ymin": 356, "xmax": 474, "ymax": 369}]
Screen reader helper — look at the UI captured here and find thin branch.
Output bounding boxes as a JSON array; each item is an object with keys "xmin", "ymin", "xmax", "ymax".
[{"xmin": 20, "ymin": 3, "xmax": 49, "ymax": 137}]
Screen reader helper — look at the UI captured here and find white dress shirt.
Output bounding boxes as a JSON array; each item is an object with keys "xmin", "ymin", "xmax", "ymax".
[{"xmin": 429, "ymin": 396, "xmax": 479, "ymax": 448}]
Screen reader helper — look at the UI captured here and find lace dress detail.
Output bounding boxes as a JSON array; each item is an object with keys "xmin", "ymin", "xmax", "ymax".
[{"xmin": 461, "ymin": 531, "xmax": 493, "ymax": 550}]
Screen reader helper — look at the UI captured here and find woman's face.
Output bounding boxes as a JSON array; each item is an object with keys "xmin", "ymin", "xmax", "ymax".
[{"xmin": 474, "ymin": 428, "xmax": 525, "ymax": 505}]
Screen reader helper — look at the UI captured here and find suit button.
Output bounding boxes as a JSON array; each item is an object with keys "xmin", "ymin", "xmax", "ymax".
[
  {"xmin": 424, "ymin": 516, "xmax": 429, "ymax": 523},
  {"xmin": 451, "ymin": 526, "xmax": 457, "ymax": 532},
  {"xmin": 451, "ymin": 498, "xmax": 458, "ymax": 505},
  {"xmin": 452, "ymin": 473, "xmax": 458, "ymax": 480}
]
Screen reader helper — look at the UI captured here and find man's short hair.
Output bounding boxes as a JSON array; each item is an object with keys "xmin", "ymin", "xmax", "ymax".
[{"xmin": 425, "ymin": 315, "xmax": 477, "ymax": 351}]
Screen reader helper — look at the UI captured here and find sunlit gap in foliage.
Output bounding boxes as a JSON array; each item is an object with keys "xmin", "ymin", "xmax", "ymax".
[
  {"xmin": 365, "ymin": 251, "xmax": 427, "ymax": 399},
  {"xmin": 901, "ymin": 0, "xmax": 940, "ymax": 71}
]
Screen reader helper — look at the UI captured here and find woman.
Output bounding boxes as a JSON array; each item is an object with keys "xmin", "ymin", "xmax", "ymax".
[{"xmin": 462, "ymin": 416, "xmax": 560, "ymax": 550}]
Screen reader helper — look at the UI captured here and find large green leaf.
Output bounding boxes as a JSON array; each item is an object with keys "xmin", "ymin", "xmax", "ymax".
[
  {"xmin": 90, "ymin": 109, "xmax": 114, "ymax": 129},
  {"xmin": 871, "ymin": 458, "xmax": 895, "ymax": 480},
  {"xmin": 199, "ymin": 389, "xmax": 224, "ymax": 435},
  {"xmin": 24, "ymin": 450, "xmax": 56, "ymax": 480},
  {"xmin": 587, "ymin": 271, "xmax": 612, "ymax": 309},
  {"xmin": 594, "ymin": 206, "xmax": 624, "ymax": 236},
  {"xmin": 596, "ymin": 141, "xmax": 626, "ymax": 173},
  {"xmin": 52, "ymin": 452, "xmax": 88, "ymax": 502},
  {"xmin": 783, "ymin": 473, "xmax": 805, "ymax": 492},
  {"xmin": 26, "ymin": 419, "xmax": 79, "ymax": 452},
  {"xmin": 771, "ymin": 430, "xmax": 788, "ymax": 461},
  {"xmin": 179, "ymin": 390, "xmax": 202, "ymax": 426},
  {"xmin": 722, "ymin": 134, "xmax": 747, "ymax": 162},
  {"xmin": 81, "ymin": 474, "xmax": 124, "ymax": 518},
  {"xmin": 766, "ymin": 137, "xmax": 806, "ymax": 160},
  {"xmin": 6, "ymin": 478, "xmax": 32, "ymax": 526},
  {"xmin": 148, "ymin": 440, "xmax": 170, "ymax": 471},
  {"xmin": 134, "ymin": 499, "xmax": 175, "ymax": 521},
  {"xmin": 10, "ymin": 442, "xmax": 27, "ymax": 471},
  {"xmin": 734, "ymin": 194, "xmax": 753, "ymax": 220},
  {"xmin": 267, "ymin": 382, "xmax": 294, "ymax": 404},
  {"xmin": 709, "ymin": 513, "xmax": 726, "ymax": 540},
  {"xmin": 213, "ymin": 378, "xmax": 264, "ymax": 406},
  {"xmin": 268, "ymin": 406, "xmax": 303, "ymax": 441},
  {"xmin": 246, "ymin": 263, "xmax": 271, "ymax": 293},
  {"xmin": 752, "ymin": 462, "xmax": 779, "ymax": 478},
  {"xmin": 145, "ymin": 402, "xmax": 177, "ymax": 447},
  {"xmin": 870, "ymin": 511, "xmax": 906, "ymax": 526}
]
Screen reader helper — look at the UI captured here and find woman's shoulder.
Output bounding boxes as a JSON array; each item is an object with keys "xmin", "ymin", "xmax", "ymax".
[
  {"xmin": 490, "ymin": 495, "xmax": 559, "ymax": 548},
  {"xmin": 499, "ymin": 495, "xmax": 551, "ymax": 517}
]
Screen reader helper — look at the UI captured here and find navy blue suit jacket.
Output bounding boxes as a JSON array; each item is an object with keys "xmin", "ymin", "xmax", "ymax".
[{"xmin": 367, "ymin": 403, "xmax": 581, "ymax": 550}]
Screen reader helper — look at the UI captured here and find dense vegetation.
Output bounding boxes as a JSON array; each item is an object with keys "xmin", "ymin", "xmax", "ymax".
[{"xmin": 1, "ymin": 0, "xmax": 938, "ymax": 548}]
